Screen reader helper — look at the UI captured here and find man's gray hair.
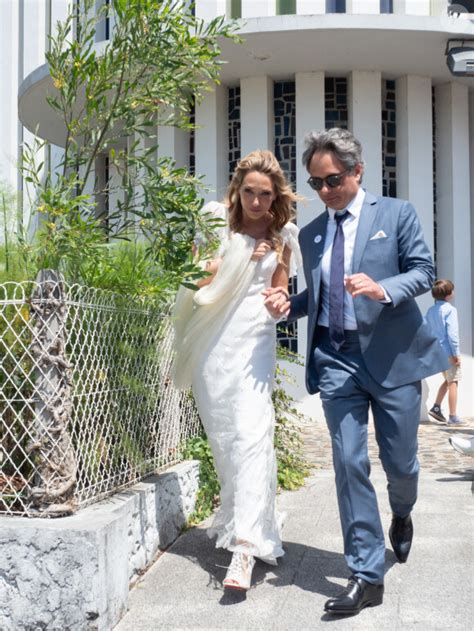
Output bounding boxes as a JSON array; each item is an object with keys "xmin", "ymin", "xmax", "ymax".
[{"xmin": 302, "ymin": 128, "xmax": 365, "ymax": 173}]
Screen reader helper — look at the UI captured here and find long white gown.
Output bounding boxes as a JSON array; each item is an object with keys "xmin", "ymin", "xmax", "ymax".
[{"xmin": 191, "ymin": 240, "xmax": 290, "ymax": 565}]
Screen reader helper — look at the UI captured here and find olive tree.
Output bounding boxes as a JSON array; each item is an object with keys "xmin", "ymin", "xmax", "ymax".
[{"xmin": 20, "ymin": 0, "xmax": 238, "ymax": 294}]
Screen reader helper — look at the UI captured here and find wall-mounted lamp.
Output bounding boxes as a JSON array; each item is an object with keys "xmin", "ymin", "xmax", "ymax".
[
  {"xmin": 447, "ymin": 1, "xmax": 474, "ymax": 15},
  {"xmin": 445, "ymin": 39, "xmax": 474, "ymax": 76}
]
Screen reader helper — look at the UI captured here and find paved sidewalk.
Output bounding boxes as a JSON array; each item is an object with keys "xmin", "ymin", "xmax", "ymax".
[
  {"xmin": 301, "ymin": 416, "xmax": 474, "ymax": 474},
  {"xmin": 116, "ymin": 417, "xmax": 473, "ymax": 631}
]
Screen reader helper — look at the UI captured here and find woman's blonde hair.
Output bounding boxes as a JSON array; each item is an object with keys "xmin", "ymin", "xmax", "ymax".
[{"xmin": 226, "ymin": 150, "xmax": 298, "ymax": 261}]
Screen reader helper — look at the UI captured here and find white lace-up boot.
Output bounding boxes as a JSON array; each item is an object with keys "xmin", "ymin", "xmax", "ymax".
[{"xmin": 223, "ymin": 552, "xmax": 256, "ymax": 590}]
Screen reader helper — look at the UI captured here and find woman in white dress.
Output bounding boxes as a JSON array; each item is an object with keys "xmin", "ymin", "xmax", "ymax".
[{"xmin": 173, "ymin": 150, "xmax": 301, "ymax": 591}]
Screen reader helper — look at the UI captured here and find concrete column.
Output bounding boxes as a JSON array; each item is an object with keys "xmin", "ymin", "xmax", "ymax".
[
  {"xmin": 51, "ymin": 0, "xmax": 71, "ymax": 22},
  {"xmin": 48, "ymin": 0, "xmax": 70, "ymax": 225},
  {"xmin": 195, "ymin": 85, "xmax": 228, "ymax": 202},
  {"xmin": 242, "ymin": 1, "xmax": 276, "ymax": 17},
  {"xmin": 297, "ymin": 0, "xmax": 325, "ymax": 13},
  {"xmin": 108, "ymin": 157, "xmax": 124, "ymax": 229},
  {"xmin": 346, "ymin": 0, "xmax": 380, "ymax": 13},
  {"xmin": 287, "ymin": 72, "xmax": 326, "ymax": 425},
  {"xmin": 23, "ymin": 0, "xmax": 47, "ymax": 77},
  {"xmin": 79, "ymin": 163, "xmax": 96, "ymax": 201},
  {"xmin": 195, "ymin": 0, "xmax": 228, "ymax": 20},
  {"xmin": 95, "ymin": 0, "xmax": 108, "ymax": 42},
  {"xmin": 396, "ymin": 75, "xmax": 434, "ymax": 314},
  {"xmin": 91, "ymin": 0, "xmax": 116, "ymax": 41},
  {"xmin": 49, "ymin": 145, "xmax": 64, "ymax": 180},
  {"xmin": 156, "ymin": 107, "xmax": 190, "ymax": 169},
  {"xmin": 128, "ymin": 132, "xmax": 148, "ymax": 231},
  {"xmin": 46, "ymin": 2, "xmax": 69, "ymax": 204},
  {"xmin": 434, "ymin": 82, "xmax": 472, "ymax": 416},
  {"xmin": 0, "ymin": 1, "xmax": 19, "ymax": 189},
  {"xmin": 429, "ymin": 0, "xmax": 447, "ymax": 16},
  {"xmin": 50, "ymin": 0, "xmax": 73, "ymax": 46},
  {"xmin": 157, "ymin": 125, "xmax": 189, "ymax": 170},
  {"xmin": 470, "ymin": 91, "xmax": 474, "ymax": 357},
  {"xmin": 295, "ymin": 72, "xmax": 326, "ymax": 231},
  {"xmin": 393, "ymin": 0, "xmax": 431, "ymax": 14},
  {"xmin": 240, "ymin": 76, "xmax": 274, "ymax": 157},
  {"xmin": 348, "ymin": 71, "xmax": 382, "ymax": 195},
  {"xmin": 20, "ymin": 1, "xmax": 48, "ymax": 232},
  {"xmin": 294, "ymin": 72, "xmax": 325, "ymax": 359}
]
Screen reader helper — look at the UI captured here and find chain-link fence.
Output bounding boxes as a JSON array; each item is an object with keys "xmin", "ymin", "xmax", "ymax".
[{"xmin": 0, "ymin": 273, "xmax": 200, "ymax": 517}]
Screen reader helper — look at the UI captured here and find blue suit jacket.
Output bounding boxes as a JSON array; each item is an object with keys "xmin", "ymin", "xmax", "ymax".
[{"xmin": 289, "ymin": 191, "xmax": 448, "ymax": 393}]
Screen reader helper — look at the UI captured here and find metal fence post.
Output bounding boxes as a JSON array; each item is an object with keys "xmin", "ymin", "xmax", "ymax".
[{"xmin": 27, "ymin": 270, "xmax": 77, "ymax": 515}]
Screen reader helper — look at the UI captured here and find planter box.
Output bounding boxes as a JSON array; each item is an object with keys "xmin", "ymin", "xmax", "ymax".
[{"xmin": 0, "ymin": 460, "xmax": 199, "ymax": 630}]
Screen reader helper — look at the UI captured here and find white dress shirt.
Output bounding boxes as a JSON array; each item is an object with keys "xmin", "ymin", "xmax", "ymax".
[{"xmin": 317, "ymin": 187, "xmax": 365, "ymax": 330}]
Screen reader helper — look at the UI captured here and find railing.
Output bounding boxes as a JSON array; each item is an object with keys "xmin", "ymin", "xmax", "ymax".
[
  {"xmin": 83, "ymin": 1, "xmax": 464, "ymax": 46},
  {"xmin": 0, "ymin": 274, "xmax": 200, "ymax": 517},
  {"xmin": 194, "ymin": 0, "xmax": 450, "ymax": 20},
  {"xmin": 87, "ymin": 0, "xmax": 452, "ymax": 31}
]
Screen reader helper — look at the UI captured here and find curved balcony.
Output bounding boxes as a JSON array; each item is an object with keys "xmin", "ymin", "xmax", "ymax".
[
  {"xmin": 18, "ymin": 8, "xmax": 474, "ymax": 146},
  {"xmin": 217, "ymin": 13, "xmax": 474, "ymax": 83}
]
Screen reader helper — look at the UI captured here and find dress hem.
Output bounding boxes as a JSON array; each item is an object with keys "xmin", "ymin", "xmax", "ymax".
[{"xmin": 206, "ymin": 527, "xmax": 284, "ymax": 566}]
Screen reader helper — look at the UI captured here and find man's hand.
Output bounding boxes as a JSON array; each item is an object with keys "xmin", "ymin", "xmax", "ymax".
[
  {"xmin": 251, "ymin": 239, "xmax": 273, "ymax": 261},
  {"xmin": 449, "ymin": 355, "xmax": 461, "ymax": 367},
  {"xmin": 262, "ymin": 286, "xmax": 290, "ymax": 318},
  {"xmin": 345, "ymin": 273, "xmax": 385, "ymax": 301}
]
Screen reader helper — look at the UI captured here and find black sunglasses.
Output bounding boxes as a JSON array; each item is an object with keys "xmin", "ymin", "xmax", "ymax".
[{"xmin": 307, "ymin": 170, "xmax": 350, "ymax": 191}]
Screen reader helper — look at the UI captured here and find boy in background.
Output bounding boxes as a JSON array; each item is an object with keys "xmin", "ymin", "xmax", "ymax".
[{"xmin": 425, "ymin": 279, "xmax": 463, "ymax": 426}]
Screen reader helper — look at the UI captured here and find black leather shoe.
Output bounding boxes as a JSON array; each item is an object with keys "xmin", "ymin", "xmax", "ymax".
[
  {"xmin": 389, "ymin": 513, "xmax": 413, "ymax": 563},
  {"xmin": 324, "ymin": 576, "xmax": 384, "ymax": 615}
]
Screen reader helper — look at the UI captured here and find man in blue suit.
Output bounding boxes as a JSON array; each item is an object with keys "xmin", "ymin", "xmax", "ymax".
[{"xmin": 265, "ymin": 128, "xmax": 447, "ymax": 615}]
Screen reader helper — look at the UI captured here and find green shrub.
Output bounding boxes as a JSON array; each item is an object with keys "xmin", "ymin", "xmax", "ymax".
[
  {"xmin": 182, "ymin": 435, "xmax": 220, "ymax": 526},
  {"xmin": 273, "ymin": 362, "xmax": 313, "ymax": 490}
]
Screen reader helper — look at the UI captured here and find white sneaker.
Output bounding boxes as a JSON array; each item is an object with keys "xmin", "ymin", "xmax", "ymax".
[
  {"xmin": 449, "ymin": 435, "xmax": 474, "ymax": 457},
  {"xmin": 223, "ymin": 552, "xmax": 256, "ymax": 591}
]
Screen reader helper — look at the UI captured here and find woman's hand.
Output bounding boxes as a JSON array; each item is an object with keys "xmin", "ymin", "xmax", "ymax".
[
  {"xmin": 195, "ymin": 257, "xmax": 223, "ymax": 288},
  {"xmin": 262, "ymin": 286, "xmax": 290, "ymax": 318},
  {"xmin": 251, "ymin": 239, "xmax": 273, "ymax": 261}
]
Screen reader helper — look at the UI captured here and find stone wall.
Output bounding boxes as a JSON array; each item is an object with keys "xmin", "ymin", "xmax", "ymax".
[{"xmin": 0, "ymin": 460, "xmax": 200, "ymax": 630}]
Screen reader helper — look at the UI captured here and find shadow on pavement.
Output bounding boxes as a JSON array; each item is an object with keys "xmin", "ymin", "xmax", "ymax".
[
  {"xmin": 436, "ymin": 472, "xmax": 474, "ymax": 480},
  {"xmin": 167, "ymin": 526, "xmax": 399, "ymax": 605},
  {"xmin": 266, "ymin": 540, "xmax": 398, "ymax": 595}
]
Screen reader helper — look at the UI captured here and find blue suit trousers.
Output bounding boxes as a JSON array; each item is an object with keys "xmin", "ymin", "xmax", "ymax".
[{"xmin": 314, "ymin": 327, "xmax": 420, "ymax": 584}]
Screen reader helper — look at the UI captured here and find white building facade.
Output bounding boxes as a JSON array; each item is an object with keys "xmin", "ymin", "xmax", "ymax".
[{"xmin": 2, "ymin": 0, "xmax": 473, "ymax": 418}]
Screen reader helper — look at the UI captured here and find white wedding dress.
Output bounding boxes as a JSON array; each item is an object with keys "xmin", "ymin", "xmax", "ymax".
[
  {"xmin": 172, "ymin": 201, "xmax": 300, "ymax": 565},
  {"xmin": 190, "ymin": 211, "xmax": 300, "ymax": 565},
  {"xmin": 192, "ymin": 247, "xmax": 284, "ymax": 564}
]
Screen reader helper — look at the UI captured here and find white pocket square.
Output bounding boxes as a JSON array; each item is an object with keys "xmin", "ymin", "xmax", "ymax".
[{"xmin": 369, "ymin": 230, "xmax": 387, "ymax": 240}]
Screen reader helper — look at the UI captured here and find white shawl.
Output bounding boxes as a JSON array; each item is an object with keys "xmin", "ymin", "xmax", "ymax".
[
  {"xmin": 171, "ymin": 202, "xmax": 302, "ymax": 390},
  {"xmin": 172, "ymin": 232, "xmax": 257, "ymax": 389}
]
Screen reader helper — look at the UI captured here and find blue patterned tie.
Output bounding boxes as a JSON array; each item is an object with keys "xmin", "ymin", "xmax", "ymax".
[{"xmin": 329, "ymin": 210, "xmax": 349, "ymax": 350}]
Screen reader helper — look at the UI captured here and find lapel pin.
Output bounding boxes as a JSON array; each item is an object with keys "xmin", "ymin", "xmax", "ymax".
[{"xmin": 314, "ymin": 235, "xmax": 322, "ymax": 244}]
